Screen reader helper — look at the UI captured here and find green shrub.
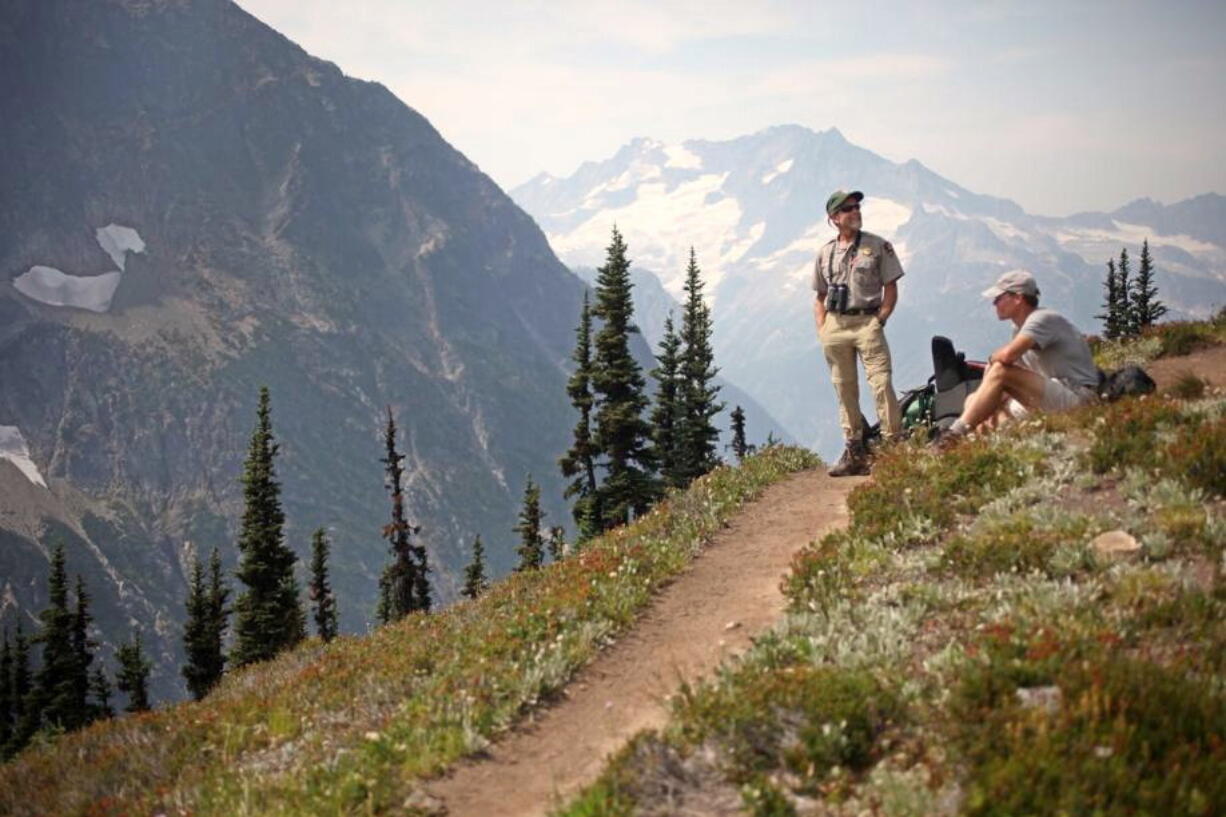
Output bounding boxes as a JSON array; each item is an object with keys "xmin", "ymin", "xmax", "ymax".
[
  {"xmin": 1161, "ymin": 413, "xmax": 1226, "ymax": 497},
  {"xmin": 942, "ymin": 511, "xmax": 1100, "ymax": 578},
  {"xmin": 955, "ymin": 645, "xmax": 1226, "ymax": 817},
  {"xmin": 1083, "ymin": 398, "xmax": 1188, "ymax": 474},
  {"xmin": 1166, "ymin": 370, "xmax": 1210, "ymax": 399},
  {"xmin": 672, "ymin": 665, "xmax": 903, "ymax": 788}
]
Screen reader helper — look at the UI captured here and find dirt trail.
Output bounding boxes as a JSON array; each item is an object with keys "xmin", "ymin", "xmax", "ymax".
[
  {"xmin": 424, "ymin": 469, "xmax": 861, "ymax": 817},
  {"xmin": 1144, "ymin": 344, "xmax": 1226, "ymax": 390}
]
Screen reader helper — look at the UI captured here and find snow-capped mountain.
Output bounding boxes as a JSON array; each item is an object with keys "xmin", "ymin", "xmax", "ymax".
[{"xmin": 513, "ymin": 125, "xmax": 1226, "ymax": 456}]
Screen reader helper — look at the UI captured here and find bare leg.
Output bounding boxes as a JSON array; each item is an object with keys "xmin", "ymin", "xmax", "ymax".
[{"xmin": 958, "ymin": 362, "xmax": 1047, "ymax": 430}]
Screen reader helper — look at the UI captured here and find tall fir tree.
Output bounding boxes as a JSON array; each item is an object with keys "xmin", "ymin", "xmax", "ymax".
[
  {"xmin": 1130, "ymin": 239, "xmax": 1167, "ymax": 331},
  {"xmin": 32, "ymin": 544, "xmax": 80, "ymax": 731},
  {"xmin": 183, "ymin": 548, "xmax": 229, "ymax": 700},
  {"xmin": 461, "ymin": 535, "xmax": 489, "ymax": 600},
  {"xmin": 1097, "ymin": 258, "xmax": 1121, "ymax": 340},
  {"xmin": 377, "ymin": 406, "xmax": 427, "ymax": 623},
  {"xmin": 232, "ymin": 387, "xmax": 305, "ymax": 667},
  {"xmin": 649, "ymin": 312, "xmax": 685, "ymax": 490},
  {"xmin": 514, "ymin": 475, "xmax": 545, "ymax": 571},
  {"xmin": 71, "ymin": 575, "xmax": 97, "ymax": 726},
  {"xmin": 1116, "ymin": 247, "xmax": 1133, "ymax": 337},
  {"xmin": 559, "ymin": 291, "xmax": 602, "ymax": 541},
  {"xmin": 88, "ymin": 665, "xmax": 113, "ymax": 721},
  {"xmin": 591, "ymin": 227, "xmax": 656, "ymax": 527},
  {"xmin": 309, "ymin": 528, "xmax": 339, "ymax": 642},
  {"xmin": 0, "ymin": 633, "xmax": 12, "ymax": 753},
  {"xmin": 115, "ymin": 631, "xmax": 151, "ymax": 713},
  {"xmin": 9, "ymin": 624, "xmax": 34, "ymax": 756},
  {"xmin": 676, "ymin": 249, "xmax": 723, "ymax": 483},
  {"xmin": 729, "ymin": 405, "xmax": 750, "ymax": 461}
]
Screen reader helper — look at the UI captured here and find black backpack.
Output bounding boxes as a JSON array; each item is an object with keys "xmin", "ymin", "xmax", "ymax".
[{"xmin": 1098, "ymin": 364, "xmax": 1156, "ymax": 401}]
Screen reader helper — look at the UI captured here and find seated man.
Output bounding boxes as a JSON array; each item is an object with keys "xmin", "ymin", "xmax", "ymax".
[{"xmin": 940, "ymin": 270, "xmax": 1098, "ymax": 441}]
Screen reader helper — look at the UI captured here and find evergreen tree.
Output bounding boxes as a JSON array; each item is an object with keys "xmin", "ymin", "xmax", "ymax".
[
  {"xmin": 729, "ymin": 405, "xmax": 750, "ymax": 461},
  {"xmin": 590, "ymin": 227, "xmax": 655, "ymax": 527},
  {"xmin": 71, "ymin": 575, "xmax": 97, "ymax": 726},
  {"xmin": 676, "ymin": 249, "xmax": 724, "ymax": 483},
  {"xmin": 32, "ymin": 544, "xmax": 79, "ymax": 731},
  {"xmin": 559, "ymin": 292, "xmax": 602, "ymax": 541},
  {"xmin": 461, "ymin": 535, "xmax": 489, "ymax": 600},
  {"xmin": 115, "ymin": 632, "xmax": 151, "ymax": 713},
  {"xmin": 377, "ymin": 406, "xmax": 426, "ymax": 623},
  {"xmin": 8, "ymin": 624, "xmax": 34, "ymax": 756},
  {"xmin": 0, "ymin": 633, "xmax": 11, "ymax": 752},
  {"xmin": 1097, "ymin": 258, "xmax": 1121, "ymax": 340},
  {"xmin": 183, "ymin": 548, "xmax": 229, "ymax": 700},
  {"xmin": 547, "ymin": 526, "xmax": 567, "ymax": 562},
  {"xmin": 309, "ymin": 528, "xmax": 339, "ymax": 642},
  {"xmin": 232, "ymin": 387, "xmax": 305, "ymax": 667},
  {"xmin": 514, "ymin": 475, "xmax": 545, "ymax": 571},
  {"xmin": 1130, "ymin": 239, "xmax": 1167, "ymax": 331},
  {"xmin": 88, "ymin": 665, "xmax": 113, "ymax": 721},
  {"xmin": 1116, "ymin": 248, "xmax": 1133, "ymax": 337},
  {"xmin": 649, "ymin": 312, "xmax": 684, "ymax": 489}
]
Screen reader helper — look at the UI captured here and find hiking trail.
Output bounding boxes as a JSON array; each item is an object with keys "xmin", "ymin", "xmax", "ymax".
[{"xmin": 424, "ymin": 469, "xmax": 863, "ymax": 817}]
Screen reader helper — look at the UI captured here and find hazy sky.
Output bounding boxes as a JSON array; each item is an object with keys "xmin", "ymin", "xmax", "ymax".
[{"xmin": 239, "ymin": 0, "xmax": 1226, "ymax": 216}]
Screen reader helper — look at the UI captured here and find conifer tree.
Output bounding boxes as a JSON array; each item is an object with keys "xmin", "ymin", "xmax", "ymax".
[
  {"xmin": 649, "ymin": 312, "xmax": 684, "ymax": 490},
  {"xmin": 514, "ymin": 475, "xmax": 545, "ymax": 571},
  {"xmin": 676, "ymin": 249, "xmax": 724, "ymax": 483},
  {"xmin": 461, "ymin": 535, "xmax": 489, "ymax": 600},
  {"xmin": 1116, "ymin": 248, "xmax": 1133, "ymax": 336},
  {"xmin": 232, "ymin": 387, "xmax": 305, "ymax": 667},
  {"xmin": 559, "ymin": 292, "xmax": 602, "ymax": 541},
  {"xmin": 591, "ymin": 227, "xmax": 655, "ymax": 527},
  {"xmin": 1130, "ymin": 239, "xmax": 1167, "ymax": 331},
  {"xmin": 8, "ymin": 624, "xmax": 33, "ymax": 756},
  {"xmin": 309, "ymin": 528, "xmax": 339, "ymax": 642},
  {"xmin": 0, "ymin": 633, "xmax": 12, "ymax": 752},
  {"xmin": 729, "ymin": 406, "xmax": 750, "ymax": 461},
  {"xmin": 1097, "ymin": 258, "xmax": 1121, "ymax": 340},
  {"xmin": 115, "ymin": 631, "xmax": 151, "ymax": 713},
  {"xmin": 71, "ymin": 575, "xmax": 97, "ymax": 726},
  {"xmin": 183, "ymin": 548, "xmax": 229, "ymax": 699},
  {"xmin": 378, "ymin": 407, "xmax": 426, "ymax": 623},
  {"xmin": 32, "ymin": 544, "xmax": 79, "ymax": 731},
  {"xmin": 547, "ymin": 526, "xmax": 567, "ymax": 562},
  {"xmin": 89, "ymin": 665, "xmax": 113, "ymax": 721}
]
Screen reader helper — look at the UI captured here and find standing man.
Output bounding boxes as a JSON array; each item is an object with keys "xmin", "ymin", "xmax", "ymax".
[
  {"xmin": 939, "ymin": 269, "xmax": 1098, "ymax": 441},
  {"xmin": 813, "ymin": 190, "xmax": 904, "ymax": 477}
]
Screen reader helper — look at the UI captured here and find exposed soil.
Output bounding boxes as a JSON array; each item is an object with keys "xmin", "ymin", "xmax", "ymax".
[
  {"xmin": 423, "ymin": 469, "xmax": 863, "ymax": 817},
  {"xmin": 1145, "ymin": 343, "xmax": 1226, "ymax": 391}
]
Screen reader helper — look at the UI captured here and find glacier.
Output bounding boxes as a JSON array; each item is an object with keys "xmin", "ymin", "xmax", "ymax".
[{"xmin": 13, "ymin": 266, "xmax": 123, "ymax": 312}]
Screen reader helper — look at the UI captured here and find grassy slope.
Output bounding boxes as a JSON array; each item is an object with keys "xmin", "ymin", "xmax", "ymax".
[
  {"xmin": 0, "ymin": 447, "xmax": 819, "ymax": 817},
  {"xmin": 562, "ymin": 321, "xmax": 1225, "ymax": 817}
]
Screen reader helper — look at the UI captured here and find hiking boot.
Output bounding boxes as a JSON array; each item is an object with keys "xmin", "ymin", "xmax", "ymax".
[{"xmin": 828, "ymin": 440, "xmax": 870, "ymax": 477}]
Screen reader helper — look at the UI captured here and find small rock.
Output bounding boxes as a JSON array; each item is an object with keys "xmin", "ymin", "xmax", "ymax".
[
  {"xmin": 1093, "ymin": 745, "xmax": 1114, "ymax": 759},
  {"xmin": 724, "ymin": 620, "xmax": 742, "ymax": 631},
  {"xmin": 403, "ymin": 790, "xmax": 447, "ymax": 816},
  {"xmin": 1016, "ymin": 685, "xmax": 1062, "ymax": 714},
  {"xmin": 1091, "ymin": 529, "xmax": 1141, "ymax": 559}
]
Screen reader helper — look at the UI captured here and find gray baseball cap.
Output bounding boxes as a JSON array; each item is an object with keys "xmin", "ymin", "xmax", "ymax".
[
  {"xmin": 825, "ymin": 189, "xmax": 863, "ymax": 216},
  {"xmin": 983, "ymin": 269, "xmax": 1040, "ymax": 300}
]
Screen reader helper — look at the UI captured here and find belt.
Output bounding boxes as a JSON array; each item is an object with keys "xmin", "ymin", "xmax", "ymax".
[{"xmin": 834, "ymin": 307, "xmax": 877, "ymax": 315}]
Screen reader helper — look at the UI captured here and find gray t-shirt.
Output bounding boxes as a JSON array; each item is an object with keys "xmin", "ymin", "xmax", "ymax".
[{"xmin": 1015, "ymin": 308, "xmax": 1098, "ymax": 389}]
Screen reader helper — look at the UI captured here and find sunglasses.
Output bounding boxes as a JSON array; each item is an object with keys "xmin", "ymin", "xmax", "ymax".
[
  {"xmin": 837, "ymin": 203, "xmax": 861, "ymax": 214},
  {"xmin": 993, "ymin": 292, "xmax": 1017, "ymax": 305}
]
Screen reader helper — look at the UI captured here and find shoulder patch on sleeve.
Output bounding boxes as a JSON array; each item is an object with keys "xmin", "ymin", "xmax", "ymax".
[{"xmin": 883, "ymin": 241, "xmax": 895, "ymax": 256}]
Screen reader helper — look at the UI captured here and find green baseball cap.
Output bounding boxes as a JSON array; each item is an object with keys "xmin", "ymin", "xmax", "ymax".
[{"xmin": 825, "ymin": 189, "xmax": 864, "ymax": 216}]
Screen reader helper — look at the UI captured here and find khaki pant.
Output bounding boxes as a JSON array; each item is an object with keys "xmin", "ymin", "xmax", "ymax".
[{"xmin": 819, "ymin": 313, "xmax": 901, "ymax": 442}]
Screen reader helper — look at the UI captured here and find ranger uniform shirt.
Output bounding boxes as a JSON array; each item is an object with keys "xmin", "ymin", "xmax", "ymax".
[{"xmin": 812, "ymin": 230, "xmax": 904, "ymax": 309}]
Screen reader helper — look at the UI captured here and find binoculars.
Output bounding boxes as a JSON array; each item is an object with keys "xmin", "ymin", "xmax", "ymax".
[{"xmin": 825, "ymin": 284, "xmax": 850, "ymax": 314}]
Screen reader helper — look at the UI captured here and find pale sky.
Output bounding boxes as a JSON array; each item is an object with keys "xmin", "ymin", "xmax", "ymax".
[{"xmin": 238, "ymin": 0, "xmax": 1226, "ymax": 217}]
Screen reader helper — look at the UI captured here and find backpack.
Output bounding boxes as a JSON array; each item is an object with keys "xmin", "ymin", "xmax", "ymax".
[{"xmin": 1098, "ymin": 364, "xmax": 1156, "ymax": 401}]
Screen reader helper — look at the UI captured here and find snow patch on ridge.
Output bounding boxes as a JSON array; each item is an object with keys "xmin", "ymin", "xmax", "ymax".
[
  {"xmin": 0, "ymin": 426, "xmax": 47, "ymax": 488},
  {"xmin": 1055, "ymin": 221, "xmax": 1219, "ymax": 255},
  {"xmin": 663, "ymin": 144, "xmax": 703, "ymax": 170},
  {"xmin": 861, "ymin": 198, "xmax": 912, "ymax": 239},
  {"xmin": 14, "ymin": 267, "xmax": 122, "ymax": 312},
  {"xmin": 761, "ymin": 159, "xmax": 794, "ymax": 185},
  {"xmin": 95, "ymin": 224, "xmax": 145, "ymax": 271}
]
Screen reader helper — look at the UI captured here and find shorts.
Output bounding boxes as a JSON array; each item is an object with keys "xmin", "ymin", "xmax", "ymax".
[{"xmin": 1006, "ymin": 378, "xmax": 1096, "ymax": 418}]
